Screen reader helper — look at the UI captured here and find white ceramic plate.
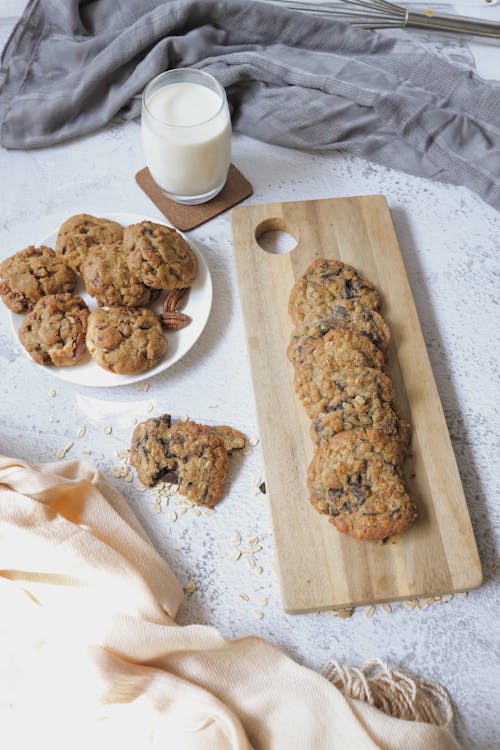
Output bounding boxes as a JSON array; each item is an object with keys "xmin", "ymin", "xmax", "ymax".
[{"xmin": 9, "ymin": 212, "xmax": 213, "ymax": 387}]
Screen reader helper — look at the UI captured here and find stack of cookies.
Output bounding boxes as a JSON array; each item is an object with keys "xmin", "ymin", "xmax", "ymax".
[
  {"xmin": 288, "ymin": 258, "xmax": 417, "ymax": 541},
  {"xmin": 0, "ymin": 215, "xmax": 197, "ymax": 375}
]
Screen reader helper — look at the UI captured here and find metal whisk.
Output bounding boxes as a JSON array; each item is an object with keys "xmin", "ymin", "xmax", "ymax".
[{"xmin": 271, "ymin": 0, "xmax": 500, "ymax": 37}]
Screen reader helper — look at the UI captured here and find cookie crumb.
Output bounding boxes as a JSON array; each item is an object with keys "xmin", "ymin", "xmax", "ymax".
[
  {"xmin": 338, "ymin": 609, "xmax": 355, "ymax": 619},
  {"xmin": 185, "ymin": 581, "xmax": 197, "ymax": 594},
  {"xmin": 49, "ymin": 388, "xmax": 56, "ymax": 398},
  {"xmin": 81, "ymin": 449, "xmax": 92, "ymax": 455},
  {"xmin": 204, "ymin": 508, "xmax": 216, "ymax": 516},
  {"xmin": 249, "ymin": 438, "xmax": 259, "ymax": 447},
  {"xmin": 104, "ymin": 425, "xmax": 112, "ymax": 435},
  {"xmin": 381, "ymin": 603, "xmax": 392, "ymax": 614}
]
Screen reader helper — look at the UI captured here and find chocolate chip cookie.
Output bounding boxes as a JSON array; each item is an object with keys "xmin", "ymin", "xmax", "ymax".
[
  {"xmin": 130, "ymin": 416, "xmax": 231, "ymax": 506},
  {"xmin": 308, "ymin": 429, "xmax": 417, "ymax": 540},
  {"xmin": 294, "ymin": 366, "xmax": 396, "ymax": 419},
  {"xmin": 292, "ymin": 330, "xmax": 387, "ymax": 413},
  {"xmin": 311, "ymin": 403, "xmax": 411, "ymax": 448},
  {"xmin": 18, "ymin": 293, "xmax": 89, "ymax": 367},
  {"xmin": 123, "ymin": 221, "xmax": 197, "ymax": 290},
  {"xmin": 209, "ymin": 425, "xmax": 246, "ymax": 453},
  {"xmin": 130, "ymin": 414, "xmax": 178, "ymax": 486},
  {"xmin": 81, "ymin": 242, "xmax": 158, "ymax": 308},
  {"xmin": 289, "ymin": 258, "xmax": 382, "ymax": 326},
  {"xmin": 0, "ymin": 245, "xmax": 77, "ymax": 313},
  {"xmin": 55, "ymin": 214, "xmax": 124, "ymax": 275},
  {"xmin": 86, "ymin": 307, "xmax": 167, "ymax": 375},
  {"xmin": 289, "ymin": 300, "xmax": 390, "ymax": 358}
]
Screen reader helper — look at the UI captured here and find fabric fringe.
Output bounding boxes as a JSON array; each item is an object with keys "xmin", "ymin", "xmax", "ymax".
[{"xmin": 321, "ymin": 658, "xmax": 453, "ymax": 728}]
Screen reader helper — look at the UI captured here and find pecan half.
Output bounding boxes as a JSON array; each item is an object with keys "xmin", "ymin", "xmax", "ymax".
[
  {"xmin": 161, "ymin": 311, "xmax": 191, "ymax": 331},
  {"xmin": 163, "ymin": 287, "xmax": 190, "ymax": 314}
]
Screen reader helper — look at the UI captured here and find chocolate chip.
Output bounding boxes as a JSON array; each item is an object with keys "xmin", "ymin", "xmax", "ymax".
[
  {"xmin": 328, "ymin": 487, "xmax": 343, "ymax": 501},
  {"xmin": 152, "ymin": 467, "xmax": 178, "ymax": 484},
  {"xmin": 259, "ymin": 482, "xmax": 266, "ymax": 494},
  {"xmin": 343, "ymin": 278, "xmax": 355, "ymax": 298}
]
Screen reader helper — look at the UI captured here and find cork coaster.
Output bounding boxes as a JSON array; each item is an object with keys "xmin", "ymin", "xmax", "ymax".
[{"xmin": 135, "ymin": 164, "xmax": 253, "ymax": 231}]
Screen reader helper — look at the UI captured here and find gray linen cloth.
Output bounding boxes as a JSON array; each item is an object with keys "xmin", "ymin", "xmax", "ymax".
[{"xmin": 1, "ymin": 0, "xmax": 499, "ymax": 209}]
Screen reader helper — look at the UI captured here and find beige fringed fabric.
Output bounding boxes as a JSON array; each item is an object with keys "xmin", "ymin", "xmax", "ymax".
[
  {"xmin": 0, "ymin": 455, "xmax": 463, "ymax": 750},
  {"xmin": 322, "ymin": 658, "xmax": 453, "ymax": 728}
]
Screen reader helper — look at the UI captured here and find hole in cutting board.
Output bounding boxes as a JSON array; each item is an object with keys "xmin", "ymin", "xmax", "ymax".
[{"xmin": 255, "ymin": 218, "xmax": 297, "ymax": 254}]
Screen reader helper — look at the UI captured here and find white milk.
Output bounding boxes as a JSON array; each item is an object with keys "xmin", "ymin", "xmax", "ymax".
[{"xmin": 142, "ymin": 81, "xmax": 231, "ymax": 200}]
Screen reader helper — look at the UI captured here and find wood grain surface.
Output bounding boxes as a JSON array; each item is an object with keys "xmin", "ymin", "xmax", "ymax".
[{"xmin": 231, "ymin": 195, "xmax": 482, "ymax": 613}]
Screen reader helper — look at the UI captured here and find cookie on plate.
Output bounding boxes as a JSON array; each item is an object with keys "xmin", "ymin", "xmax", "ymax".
[
  {"xmin": 289, "ymin": 258, "xmax": 382, "ymax": 326},
  {"xmin": 295, "ymin": 366, "xmax": 396, "ymax": 419},
  {"xmin": 289, "ymin": 299, "xmax": 390, "ymax": 358},
  {"xmin": 81, "ymin": 242, "xmax": 158, "ymax": 308},
  {"xmin": 55, "ymin": 214, "xmax": 124, "ymax": 275},
  {"xmin": 308, "ymin": 428, "xmax": 416, "ymax": 540},
  {"xmin": 0, "ymin": 245, "xmax": 77, "ymax": 313},
  {"xmin": 123, "ymin": 221, "xmax": 197, "ymax": 290},
  {"xmin": 18, "ymin": 293, "xmax": 89, "ymax": 366},
  {"xmin": 86, "ymin": 306, "xmax": 166, "ymax": 375}
]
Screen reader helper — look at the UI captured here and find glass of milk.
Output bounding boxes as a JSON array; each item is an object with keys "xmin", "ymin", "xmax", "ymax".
[{"xmin": 141, "ymin": 69, "xmax": 232, "ymax": 204}]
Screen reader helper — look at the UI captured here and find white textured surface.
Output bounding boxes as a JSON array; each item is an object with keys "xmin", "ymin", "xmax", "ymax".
[{"xmin": 1, "ymin": 18, "xmax": 500, "ymax": 750}]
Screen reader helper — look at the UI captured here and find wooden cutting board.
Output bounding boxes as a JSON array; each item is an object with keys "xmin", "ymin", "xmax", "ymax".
[{"xmin": 231, "ymin": 195, "xmax": 482, "ymax": 614}]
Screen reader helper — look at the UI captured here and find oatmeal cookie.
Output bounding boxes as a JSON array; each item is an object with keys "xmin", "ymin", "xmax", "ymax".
[
  {"xmin": 18, "ymin": 293, "xmax": 89, "ymax": 367},
  {"xmin": 81, "ymin": 242, "xmax": 158, "ymax": 308},
  {"xmin": 130, "ymin": 416, "xmax": 229, "ymax": 506},
  {"xmin": 86, "ymin": 307, "xmax": 166, "ymax": 375},
  {"xmin": 289, "ymin": 326, "xmax": 386, "ymax": 370},
  {"xmin": 130, "ymin": 414, "xmax": 178, "ymax": 486},
  {"xmin": 0, "ymin": 245, "xmax": 77, "ymax": 313},
  {"xmin": 55, "ymin": 214, "xmax": 124, "ymax": 274},
  {"xmin": 289, "ymin": 300, "xmax": 390, "ymax": 359},
  {"xmin": 311, "ymin": 404, "xmax": 411, "ymax": 448},
  {"xmin": 295, "ymin": 366, "xmax": 396, "ymax": 419},
  {"xmin": 209, "ymin": 425, "xmax": 246, "ymax": 453},
  {"xmin": 166, "ymin": 421, "xmax": 229, "ymax": 506},
  {"xmin": 292, "ymin": 330, "xmax": 387, "ymax": 411},
  {"xmin": 308, "ymin": 429, "xmax": 417, "ymax": 540},
  {"xmin": 123, "ymin": 221, "xmax": 197, "ymax": 290},
  {"xmin": 289, "ymin": 258, "xmax": 382, "ymax": 326}
]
